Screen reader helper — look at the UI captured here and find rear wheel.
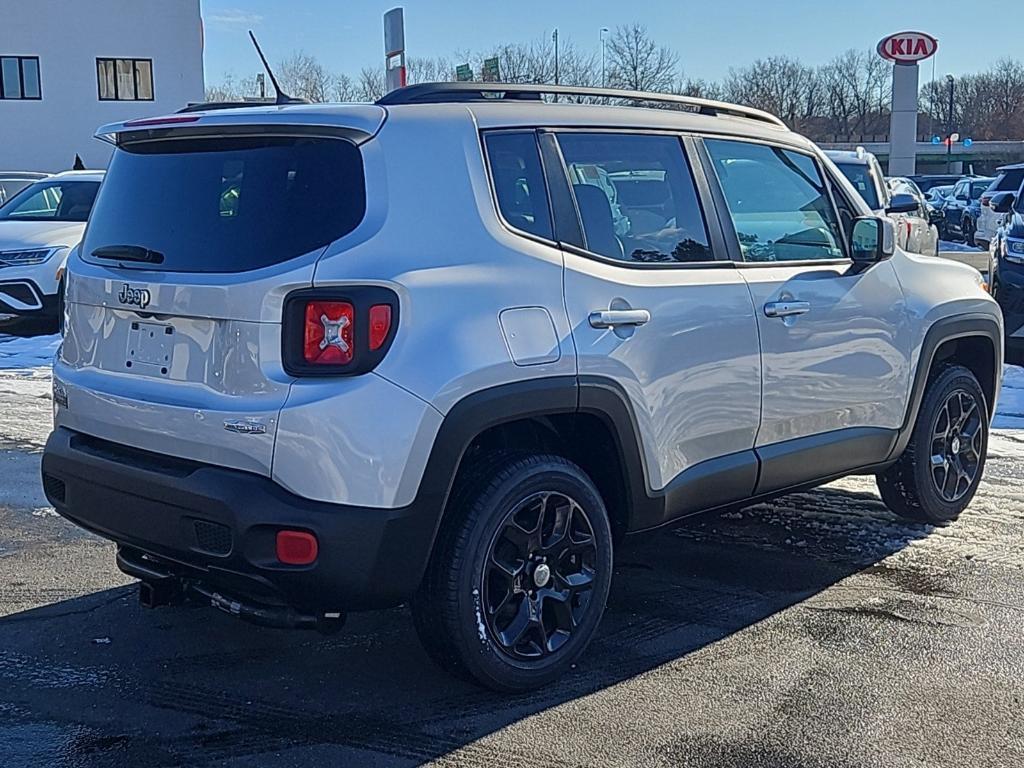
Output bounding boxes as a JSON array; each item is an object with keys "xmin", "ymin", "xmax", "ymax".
[
  {"xmin": 412, "ymin": 454, "xmax": 613, "ymax": 691},
  {"xmin": 877, "ymin": 365, "xmax": 988, "ymax": 525}
]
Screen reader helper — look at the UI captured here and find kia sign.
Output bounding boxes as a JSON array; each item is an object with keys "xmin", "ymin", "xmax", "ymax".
[{"xmin": 877, "ymin": 31, "xmax": 938, "ymax": 64}]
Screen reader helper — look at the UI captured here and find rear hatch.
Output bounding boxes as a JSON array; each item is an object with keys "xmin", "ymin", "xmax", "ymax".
[{"xmin": 56, "ymin": 107, "xmax": 382, "ymax": 476}]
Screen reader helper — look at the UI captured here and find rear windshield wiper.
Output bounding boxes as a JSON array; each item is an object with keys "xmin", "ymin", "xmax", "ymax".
[{"xmin": 91, "ymin": 244, "xmax": 165, "ymax": 264}]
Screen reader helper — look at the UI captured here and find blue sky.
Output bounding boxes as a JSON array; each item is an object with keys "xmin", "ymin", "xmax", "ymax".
[{"xmin": 201, "ymin": 0, "xmax": 1023, "ymax": 85}]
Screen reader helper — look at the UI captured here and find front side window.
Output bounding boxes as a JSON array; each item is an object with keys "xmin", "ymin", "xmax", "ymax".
[
  {"xmin": 484, "ymin": 132, "xmax": 553, "ymax": 241},
  {"xmin": 1, "ymin": 56, "xmax": 41, "ymax": 100},
  {"xmin": 556, "ymin": 133, "xmax": 712, "ymax": 264},
  {"xmin": 707, "ymin": 139, "xmax": 846, "ymax": 263},
  {"xmin": 0, "ymin": 181, "xmax": 99, "ymax": 222},
  {"xmin": 97, "ymin": 58, "xmax": 153, "ymax": 101}
]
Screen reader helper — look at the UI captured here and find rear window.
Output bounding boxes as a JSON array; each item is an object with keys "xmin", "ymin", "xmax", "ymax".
[
  {"xmin": 993, "ymin": 169, "xmax": 1024, "ymax": 193},
  {"xmin": 83, "ymin": 135, "xmax": 365, "ymax": 273},
  {"xmin": 834, "ymin": 162, "xmax": 879, "ymax": 210}
]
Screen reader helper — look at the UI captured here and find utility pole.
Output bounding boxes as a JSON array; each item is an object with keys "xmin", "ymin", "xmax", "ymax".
[
  {"xmin": 946, "ymin": 74, "xmax": 955, "ymax": 173},
  {"xmin": 600, "ymin": 27, "xmax": 609, "ymax": 87}
]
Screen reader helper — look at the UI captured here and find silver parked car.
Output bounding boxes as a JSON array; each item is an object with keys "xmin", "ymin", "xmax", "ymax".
[
  {"xmin": 825, "ymin": 148, "xmax": 940, "ymax": 257},
  {"xmin": 43, "ymin": 84, "xmax": 1002, "ymax": 691}
]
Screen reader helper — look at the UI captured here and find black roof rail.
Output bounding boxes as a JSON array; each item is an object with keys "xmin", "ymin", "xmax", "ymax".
[
  {"xmin": 177, "ymin": 99, "xmax": 302, "ymax": 114},
  {"xmin": 376, "ymin": 82, "xmax": 787, "ymax": 129}
]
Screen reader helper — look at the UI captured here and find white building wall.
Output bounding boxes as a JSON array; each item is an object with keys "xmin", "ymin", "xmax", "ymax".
[{"xmin": 0, "ymin": 0, "xmax": 204, "ymax": 172}]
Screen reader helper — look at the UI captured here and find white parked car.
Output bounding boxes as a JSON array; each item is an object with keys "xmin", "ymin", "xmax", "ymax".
[
  {"xmin": 0, "ymin": 170, "xmax": 104, "ymax": 334},
  {"xmin": 975, "ymin": 163, "xmax": 1024, "ymax": 251},
  {"xmin": 824, "ymin": 148, "xmax": 939, "ymax": 257},
  {"xmin": 0, "ymin": 171, "xmax": 50, "ymax": 205}
]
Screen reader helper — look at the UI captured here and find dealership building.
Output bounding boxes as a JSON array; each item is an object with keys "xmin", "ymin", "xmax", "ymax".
[{"xmin": 0, "ymin": 0, "xmax": 204, "ymax": 172}]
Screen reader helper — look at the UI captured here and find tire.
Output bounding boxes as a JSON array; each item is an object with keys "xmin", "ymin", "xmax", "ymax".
[
  {"xmin": 963, "ymin": 217, "xmax": 976, "ymax": 248},
  {"xmin": 877, "ymin": 365, "xmax": 988, "ymax": 525},
  {"xmin": 57, "ymin": 278, "xmax": 66, "ymax": 336},
  {"xmin": 412, "ymin": 453, "xmax": 613, "ymax": 692}
]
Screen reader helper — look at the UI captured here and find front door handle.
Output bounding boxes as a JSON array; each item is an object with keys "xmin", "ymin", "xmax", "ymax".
[
  {"xmin": 589, "ymin": 309, "xmax": 651, "ymax": 329},
  {"xmin": 764, "ymin": 300, "xmax": 811, "ymax": 319}
]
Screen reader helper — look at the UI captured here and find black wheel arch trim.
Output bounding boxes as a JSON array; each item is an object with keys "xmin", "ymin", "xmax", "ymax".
[{"xmin": 888, "ymin": 313, "xmax": 1003, "ymax": 461}]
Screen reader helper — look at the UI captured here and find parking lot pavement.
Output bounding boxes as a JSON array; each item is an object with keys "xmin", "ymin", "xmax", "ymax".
[
  {"xmin": 2, "ymin": 339, "xmax": 1024, "ymax": 767},
  {"xmin": 938, "ymin": 240, "xmax": 989, "ymax": 272}
]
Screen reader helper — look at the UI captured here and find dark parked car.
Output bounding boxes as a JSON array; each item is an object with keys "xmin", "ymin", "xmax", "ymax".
[
  {"xmin": 989, "ymin": 189, "xmax": 1024, "ymax": 365},
  {"xmin": 942, "ymin": 176, "xmax": 995, "ymax": 245}
]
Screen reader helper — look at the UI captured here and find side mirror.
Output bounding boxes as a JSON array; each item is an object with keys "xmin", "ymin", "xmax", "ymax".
[
  {"xmin": 886, "ymin": 193, "xmax": 918, "ymax": 214},
  {"xmin": 850, "ymin": 216, "xmax": 895, "ymax": 267},
  {"xmin": 991, "ymin": 192, "xmax": 1016, "ymax": 214}
]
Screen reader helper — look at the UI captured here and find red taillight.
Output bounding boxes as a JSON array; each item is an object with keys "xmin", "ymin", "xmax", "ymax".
[
  {"xmin": 368, "ymin": 304, "xmax": 392, "ymax": 351},
  {"xmin": 276, "ymin": 530, "xmax": 318, "ymax": 565},
  {"xmin": 981, "ymin": 196, "xmax": 991, "ymax": 207},
  {"xmin": 304, "ymin": 301, "xmax": 354, "ymax": 365}
]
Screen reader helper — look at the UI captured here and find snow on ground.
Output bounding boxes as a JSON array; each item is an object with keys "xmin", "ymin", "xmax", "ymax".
[
  {"xmin": 938, "ymin": 239, "xmax": 986, "ymax": 254},
  {"xmin": 0, "ymin": 334, "xmax": 60, "ymax": 370}
]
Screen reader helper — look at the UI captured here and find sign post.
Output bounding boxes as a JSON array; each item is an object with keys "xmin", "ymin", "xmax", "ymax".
[
  {"xmin": 877, "ymin": 31, "xmax": 938, "ymax": 176},
  {"xmin": 384, "ymin": 8, "xmax": 406, "ymax": 93}
]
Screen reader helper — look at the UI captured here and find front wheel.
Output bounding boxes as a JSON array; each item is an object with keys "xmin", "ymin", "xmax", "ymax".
[
  {"xmin": 877, "ymin": 365, "xmax": 988, "ymax": 525},
  {"xmin": 963, "ymin": 218, "xmax": 976, "ymax": 248},
  {"xmin": 412, "ymin": 454, "xmax": 613, "ymax": 691}
]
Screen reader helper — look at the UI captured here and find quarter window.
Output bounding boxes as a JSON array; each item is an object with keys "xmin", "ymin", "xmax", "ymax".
[
  {"xmin": 706, "ymin": 139, "xmax": 846, "ymax": 263},
  {"xmin": 97, "ymin": 58, "xmax": 154, "ymax": 101},
  {"xmin": 556, "ymin": 133, "xmax": 712, "ymax": 264},
  {"xmin": 1, "ymin": 56, "xmax": 41, "ymax": 100},
  {"xmin": 484, "ymin": 132, "xmax": 553, "ymax": 241}
]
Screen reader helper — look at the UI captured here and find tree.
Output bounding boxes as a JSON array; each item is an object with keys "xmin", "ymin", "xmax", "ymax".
[
  {"xmin": 816, "ymin": 49, "xmax": 891, "ymax": 140},
  {"xmin": 357, "ymin": 66, "xmax": 386, "ymax": 102},
  {"xmin": 723, "ymin": 56, "xmax": 819, "ymax": 130},
  {"xmin": 277, "ymin": 52, "xmax": 331, "ymax": 102},
  {"xmin": 605, "ymin": 24, "xmax": 678, "ymax": 92}
]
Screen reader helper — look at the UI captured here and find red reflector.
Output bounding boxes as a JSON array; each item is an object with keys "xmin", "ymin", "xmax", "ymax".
[
  {"xmin": 276, "ymin": 530, "xmax": 318, "ymax": 565},
  {"xmin": 123, "ymin": 115, "xmax": 201, "ymax": 127},
  {"xmin": 368, "ymin": 304, "xmax": 392, "ymax": 351},
  {"xmin": 304, "ymin": 301, "xmax": 354, "ymax": 365}
]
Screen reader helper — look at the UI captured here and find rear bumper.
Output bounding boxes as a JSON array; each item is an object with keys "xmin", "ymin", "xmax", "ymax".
[{"xmin": 41, "ymin": 427, "xmax": 440, "ymax": 612}]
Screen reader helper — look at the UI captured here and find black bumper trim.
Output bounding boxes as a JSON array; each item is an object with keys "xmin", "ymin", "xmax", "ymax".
[{"xmin": 42, "ymin": 427, "xmax": 440, "ymax": 611}]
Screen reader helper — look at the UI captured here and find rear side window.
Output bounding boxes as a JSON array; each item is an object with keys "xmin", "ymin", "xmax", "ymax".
[
  {"xmin": 707, "ymin": 139, "xmax": 845, "ymax": 263},
  {"xmin": 557, "ymin": 133, "xmax": 712, "ymax": 264},
  {"xmin": 484, "ymin": 132, "xmax": 553, "ymax": 241},
  {"xmin": 83, "ymin": 135, "xmax": 365, "ymax": 273},
  {"xmin": 0, "ymin": 181, "xmax": 99, "ymax": 222},
  {"xmin": 994, "ymin": 169, "xmax": 1024, "ymax": 193}
]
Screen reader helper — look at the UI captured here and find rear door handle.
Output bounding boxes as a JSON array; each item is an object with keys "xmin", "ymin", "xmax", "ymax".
[
  {"xmin": 763, "ymin": 300, "xmax": 811, "ymax": 319},
  {"xmin": 589, "ymin": 309, "xmax": 651, "ymax": 329}
]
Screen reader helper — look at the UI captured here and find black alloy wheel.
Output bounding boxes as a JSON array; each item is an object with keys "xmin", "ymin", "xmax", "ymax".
[
  {"xmin": 929, "ymin": 389, "xmax": 983, "ymax": 503},
  {"xmin": 482, "ymin": 490, "xmax": 598, "ymax": 660}
]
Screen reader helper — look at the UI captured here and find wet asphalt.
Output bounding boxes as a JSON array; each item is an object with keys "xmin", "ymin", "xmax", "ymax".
[{"xmin": 1, "ymin": 375, "xmax": 1023, "ymax": 766}]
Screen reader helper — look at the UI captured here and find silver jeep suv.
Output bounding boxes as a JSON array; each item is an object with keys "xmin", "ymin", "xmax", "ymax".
[{"xmin": 42, "ymin": 84, "xmax": 1003, "ymax": 691}]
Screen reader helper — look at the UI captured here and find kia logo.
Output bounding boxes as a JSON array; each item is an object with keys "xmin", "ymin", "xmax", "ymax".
[
  {"xmin": 877, "ymin": 31, "xmax": 938, "ymax": 64},
  {"xmin": 118, "ymin": 284, "xmax": 152, "ymax": 309}
]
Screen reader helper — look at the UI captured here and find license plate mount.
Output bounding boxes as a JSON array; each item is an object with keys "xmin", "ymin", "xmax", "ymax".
[{"xmin": 126, "ymin": 321, "xmax": 174, "ymax": 374}]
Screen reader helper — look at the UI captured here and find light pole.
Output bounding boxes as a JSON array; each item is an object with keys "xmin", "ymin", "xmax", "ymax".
[
  {"xmin": 551, "ymin": 28, "xmax": 559, "ymax": 102},
  {"xmin": 600, "ymin": 27, "xmax": 609, "ymax": 87},
  {"xmin": 946, "ymin": 74, "xmax": 955, "ymax": 173}
]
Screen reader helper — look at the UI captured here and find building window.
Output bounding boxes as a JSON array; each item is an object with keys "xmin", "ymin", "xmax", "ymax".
[
  {"xmin": 97, "ymin": 58, "xmax": 153, "ymax": 101},
  {"xmin": 0, "ymin": 56, "xmax": 41, "ymax": 100}
]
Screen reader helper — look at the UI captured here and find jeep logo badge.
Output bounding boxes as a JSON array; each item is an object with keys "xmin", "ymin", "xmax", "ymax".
[{"xmin": 118, "ymin": 284, "xmax": 151, "ymax": 309}]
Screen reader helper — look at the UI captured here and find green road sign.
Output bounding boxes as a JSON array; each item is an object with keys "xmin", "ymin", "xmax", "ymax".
[
  {"xmin": 456, "ymin": 64, "xmax": 473, "ymax": 82},
  {"xmin": 482, "ymin": 57, "xmax": 500, "ymax": 82}
]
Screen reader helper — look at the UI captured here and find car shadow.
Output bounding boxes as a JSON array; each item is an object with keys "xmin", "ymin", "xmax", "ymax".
[{"xmin": 0, "ymin": 484, "xmax": 937, "ymax": 767}]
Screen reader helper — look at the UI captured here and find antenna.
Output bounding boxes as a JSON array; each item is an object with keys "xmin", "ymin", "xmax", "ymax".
[{"xmin": 248, "ymin": 30, "xmax": 302, "ymax": 105}]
